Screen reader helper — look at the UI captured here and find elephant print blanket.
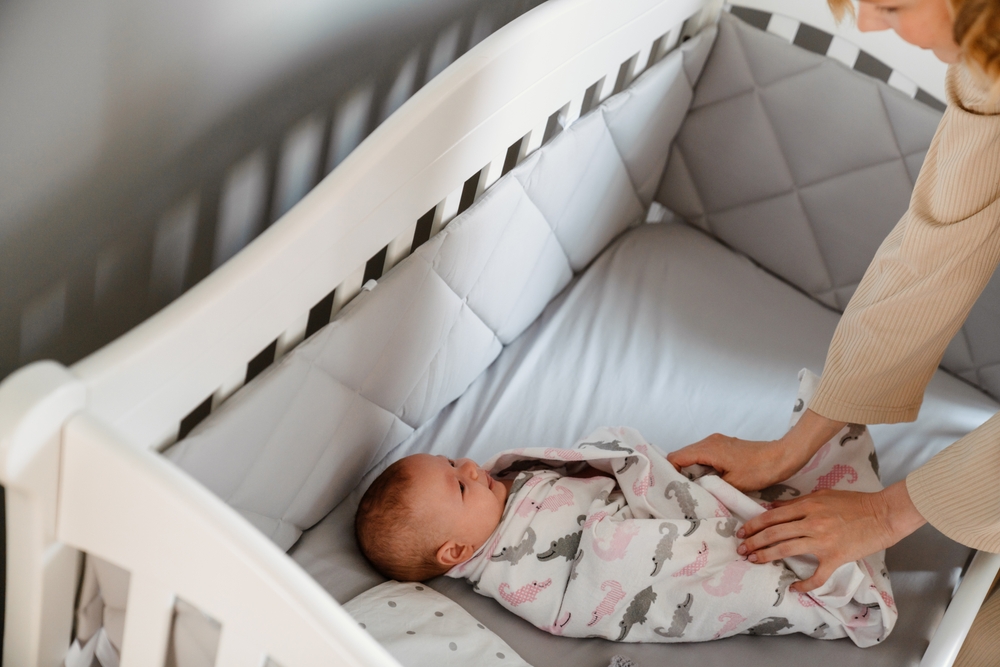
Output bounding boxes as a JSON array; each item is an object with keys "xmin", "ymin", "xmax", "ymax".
[{"xmin": 446, "ymin": 370, "xmax": 896, "ymax": 647}]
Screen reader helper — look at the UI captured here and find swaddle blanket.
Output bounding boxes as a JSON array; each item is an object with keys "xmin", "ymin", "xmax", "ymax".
[{"xmin": 446, "ymin": 370, "xmax": 896, "ymax": 647}]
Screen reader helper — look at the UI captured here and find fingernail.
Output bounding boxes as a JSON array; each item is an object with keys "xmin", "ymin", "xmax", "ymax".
[
  {"xmin": 736, "ymin": 529, "xmax": 745, "ymax": 538},
  {"xmin": 737, "ymin": 544, "xmax": 746, "ymax": 555},
  {"xmin": 748, "ymin": 554, "xmax": 758, "ymax": 563}
]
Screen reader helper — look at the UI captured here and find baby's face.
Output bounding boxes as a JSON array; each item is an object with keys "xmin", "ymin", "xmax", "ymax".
[{"xmin": 403, "ymin": 454, "xmax": 508, "ymax": 560}]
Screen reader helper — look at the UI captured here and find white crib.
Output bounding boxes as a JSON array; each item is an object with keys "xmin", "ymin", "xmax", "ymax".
[{"xmin": 2, "ymin": 0, "xmax": 998, "ymax": 665}]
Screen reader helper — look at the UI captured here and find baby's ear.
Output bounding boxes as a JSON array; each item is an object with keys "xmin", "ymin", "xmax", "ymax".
[{"xmin": 436, "ymin": 541, "xmax": 474, "ymax": 567}]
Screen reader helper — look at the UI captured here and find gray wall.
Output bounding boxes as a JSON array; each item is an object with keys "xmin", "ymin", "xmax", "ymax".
[{"xmin": 0, "ymin": 0, "xmax": 546, "ymax": 378}]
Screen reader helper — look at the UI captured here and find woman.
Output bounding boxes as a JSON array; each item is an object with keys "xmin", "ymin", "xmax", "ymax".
[{"xmin": 667, "ymin": 0, "xmax": 1000, "ymax": 662}]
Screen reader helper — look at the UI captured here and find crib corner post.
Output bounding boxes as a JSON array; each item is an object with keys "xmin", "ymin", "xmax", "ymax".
[{"xmin": 0, "ymin": 361, "xmax": 87, "ymax": 667}]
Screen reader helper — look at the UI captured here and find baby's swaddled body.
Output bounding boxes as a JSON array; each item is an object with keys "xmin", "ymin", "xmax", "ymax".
[{"xmin": 446, "ymin": 418, "xmax": 896, "ymax": 647}]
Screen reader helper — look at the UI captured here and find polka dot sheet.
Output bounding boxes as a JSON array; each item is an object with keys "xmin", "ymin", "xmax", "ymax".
[{"xmin": 343, "ymin": 581, "xmax": 531, "ymax": 667}]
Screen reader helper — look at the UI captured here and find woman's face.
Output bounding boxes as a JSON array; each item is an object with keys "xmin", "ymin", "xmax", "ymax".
[{"xmin": 857, "ymin": 0, "xmax": 961, "ymax": 63}]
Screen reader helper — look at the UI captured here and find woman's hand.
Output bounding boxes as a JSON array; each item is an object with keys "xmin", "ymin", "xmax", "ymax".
[
  {"xmin": 666, "ymin": 409, "xmax": 846, "ymax": 492},
  {"xmin": 666, "ymin": 435, "xmax": 805, "ymax": 491},
  {"xmin": 737, "ymin": 480, "xmax": 927, "ymax": 592}
]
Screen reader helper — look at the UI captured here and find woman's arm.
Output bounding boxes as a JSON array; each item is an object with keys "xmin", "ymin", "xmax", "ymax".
[
  {"xmin": 666, "ymin": 409, "xmax": 845, "ymax": 491},
  {"xmin": 737, "ymin": 480, "xmax": 927, "ymax": 592}
]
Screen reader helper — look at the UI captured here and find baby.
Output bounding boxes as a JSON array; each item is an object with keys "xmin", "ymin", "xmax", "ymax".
[
  {"xmin": 355, "ymin": 422, "xmax": 895, "ymax": 646},
  {"xmin": 355, "ymin": 453, "xmax": 514, "ymax": 581}
]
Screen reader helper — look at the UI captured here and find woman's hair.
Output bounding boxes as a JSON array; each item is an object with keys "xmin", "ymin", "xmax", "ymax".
[
  {"xmin": 950, "ymin": 0, "xmax": 1000, "ymax": 85},
  {"xmin": 826, "ymin": 0, "xmax": 1000, "ymax": 85}
]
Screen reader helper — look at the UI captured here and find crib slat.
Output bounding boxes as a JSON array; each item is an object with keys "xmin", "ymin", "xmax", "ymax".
[
  {"xmin": 305, "ymin": 290, "xmax": 336, "ymax": 339},
  {"xmin": 119, "ymin": 575, "xmax": 175, "ymax": 667},
  {"xmin": 633, "ymin": 40, "xmax": 655, "ymax": 79},
  {"xmin": 561, "ymin": 91, "xmax": 587, "ymax": 128},
  {"xmin": 213, "ymin": 367, "xmax": 246, "ymax": 409},
  {"xmin": 659, "ymin": 24, "xmax": 683, "ymax": 59},
  {"xmin": 149, "ymin": 196, "xmax": 200, "ymax": 308},
  {"xmin": 330, "ymin": 265, "xmax": 366, "ymax": 318},
  {"xmin": 591, "ymin": 68, "xmax": 616, "ymax": 107},
  {"xmin": 478, "ymin": 150, "xmax": 509, "ymax": 195},
  {"xmin": 328, "ymin": 86, "xmax": 375, "ymax": 172},
  {"xmin": 384, "ymin": 226, "xmax": 417, "ymax": 274},
  {"xmin": 457, "ymin": 171, "xmax": 482, "ymax": 215},
  {"xmin": 272, "ymin": 115, "xmax": 325, "ymax": 220},
  {"xmin": 276, "ymin": 312, "xmax": 309, "ymax": 359},
  {"xmin": 178, "ymin": 397, "xmax": 212, "ymax": 440},
  {"xmin": 246, "ymin": 340, "xmax": 278, "ymax": 384},
  {"xmin": 521, "ymin": 117, "xmax": 548, "ymax": 157},
  {"xmin": 410, "ymin": 208, "xmax": 436, "ymax": 252},
  {"xmin": 430, "ymin": 187, "xmax": 463, "ymax": 237}
]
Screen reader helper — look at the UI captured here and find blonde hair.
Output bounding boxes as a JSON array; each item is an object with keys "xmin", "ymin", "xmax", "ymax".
[
  {"xmin": 355, "ymin": 459, "xmax": 447, "ymax": 581},
  {"xmin": 951, "ymin": 0, "xmax": 1000, "ymax": 86},
  {"xmin": 826, "ymin": 0, "xmax": 1000, "ymax": 86}
]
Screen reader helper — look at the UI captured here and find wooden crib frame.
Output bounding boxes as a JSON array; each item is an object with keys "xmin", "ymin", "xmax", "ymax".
[{"xmin": 1, "ymin": 0, "xmax": 995, "ymax": 665}]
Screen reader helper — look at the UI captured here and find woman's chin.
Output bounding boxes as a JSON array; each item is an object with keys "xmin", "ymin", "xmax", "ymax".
[{"xmin": 932, "ymin": 43, "xmax": 962, "ymax": 64}]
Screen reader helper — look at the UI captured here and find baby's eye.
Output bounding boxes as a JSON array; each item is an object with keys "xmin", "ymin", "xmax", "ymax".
[
  {"xmin": 459, "ymin": 482, "xmax": 465, "ymax": 494},
  {"xmin": 876, "ymin": 5, "xmax": 899, "ymax": 12}
]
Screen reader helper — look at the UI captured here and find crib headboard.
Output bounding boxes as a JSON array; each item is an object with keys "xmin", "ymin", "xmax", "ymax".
[{"xmin": 70, "ymin": 0, "xmax": 708, "ymax": 452}]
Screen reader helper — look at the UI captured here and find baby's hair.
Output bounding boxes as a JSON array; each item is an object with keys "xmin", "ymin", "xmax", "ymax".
[{"xmin": 355, "ymin": 458, "xmax": 448, "ymax": 581}]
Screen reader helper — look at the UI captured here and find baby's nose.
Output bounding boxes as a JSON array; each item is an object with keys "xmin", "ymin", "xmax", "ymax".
[{"xmin": 459, "ymin": 459, "xmax": 479, "ymax": 479}]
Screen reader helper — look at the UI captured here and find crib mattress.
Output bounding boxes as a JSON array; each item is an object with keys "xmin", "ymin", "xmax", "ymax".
[{"xmin": 290, "ymin": 221, "xmax": 996, "ymax": 666}]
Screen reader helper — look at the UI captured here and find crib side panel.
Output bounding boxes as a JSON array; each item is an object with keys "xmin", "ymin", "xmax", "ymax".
[
  {"xmin": 56, "ymin": 413, "xmax": 401, "ymax": 667},
  {"xmin": 72, "ymin": 0, "xmax": 709, "ymax": 451}
]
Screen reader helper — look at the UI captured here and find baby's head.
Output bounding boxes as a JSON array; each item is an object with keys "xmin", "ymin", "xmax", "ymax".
[{"xmin": 355, "ymin": 454, "xmax": 509, "ymax": 580}]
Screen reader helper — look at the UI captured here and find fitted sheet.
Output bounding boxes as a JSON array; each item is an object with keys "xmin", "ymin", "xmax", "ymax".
[{"xmin": 290, "ymin": 222, "xmax": 997, "ymax": 666}]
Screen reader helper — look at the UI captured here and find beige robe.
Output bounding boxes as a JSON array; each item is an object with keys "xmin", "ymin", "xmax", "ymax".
[{"xmin": 808, "ymin": 63, "xmax": 1000, "ymax": 664}]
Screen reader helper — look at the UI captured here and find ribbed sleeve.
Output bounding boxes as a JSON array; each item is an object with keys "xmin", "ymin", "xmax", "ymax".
[
  {"xmin": 809, "ymin": 64, "xmax": 1000, "ymax": 424},
  {"xmin": 907, "ymin": 411, "xmax": 1000, "ymax": 553},
  {"xmin": 954, "ymin": 588, "xmax": 1000, "ymax": 667}
]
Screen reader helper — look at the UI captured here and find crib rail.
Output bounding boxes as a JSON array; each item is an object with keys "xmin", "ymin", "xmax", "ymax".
[
  {"xmin": 56, "ymin": 412, "xmax": 401, "ymax": 667},
  {"xmin": 71, "ymin": 0, "xmax": 708, "ymax": 452}
]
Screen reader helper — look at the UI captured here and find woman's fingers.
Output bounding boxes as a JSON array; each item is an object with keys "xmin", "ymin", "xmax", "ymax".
[
  {"xmin": 669, "ymin": 435, "xmax": 801, "ymax": 492},
  {"xmin": 665, "ymin": 446, "xmax": 709, "ymax": 471},
  {"xmin": 666, "ymin": 434, "xmax": 729, "ymax": 469},
  {"xmin": 737, "ymin": 503, "xmax": 808, "ymax": 539},
  {"xmin": 792, "ymin": 564, "xmax": 838, "ymax": 593},
  {"xmin": 745, "ymin": 536, "xmax": 816, "ymax": 564},
  {"xmin": 737, "ymin": 520, "xmax": 808, "ymax": 557}
]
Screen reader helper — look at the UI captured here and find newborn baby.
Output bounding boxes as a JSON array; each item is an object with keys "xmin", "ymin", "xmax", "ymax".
[{"xmin": 355, "ymin": 372, "xmax": 896, "ymax": 646}]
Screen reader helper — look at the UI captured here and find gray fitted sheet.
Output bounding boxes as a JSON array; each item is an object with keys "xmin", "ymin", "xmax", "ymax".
[{"xmin": 290, "ymin": 222, "xmax": 996, "ymax": 666}]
